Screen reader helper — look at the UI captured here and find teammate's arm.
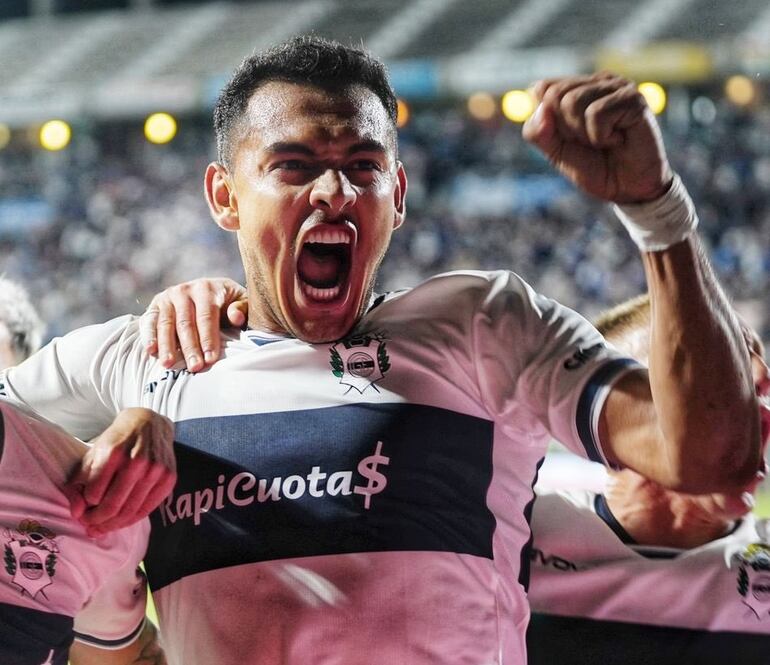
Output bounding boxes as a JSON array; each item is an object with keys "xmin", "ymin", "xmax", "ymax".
[
  {"xmin": 523, "ymin": 74, "xmax": 761, "ymax": 493},
  {"xmin": 1, "ymin": 319, "xmax": 177, "ymax": 531},
  {"xmin": 69, "ymin": 621, "xmax": 166, "ymax": 665}
]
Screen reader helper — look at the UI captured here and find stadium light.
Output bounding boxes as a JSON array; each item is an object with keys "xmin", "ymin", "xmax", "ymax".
[
  {"xmin": 144, "ymin": 112, "xmax": 177, "ymax": 144},
  {"xmin": 725, "ymin": 75, "xmax": 757, "ymax": 107},
  {"xmin": 39, "ymin": 120, "xmax": 71, "ymax": 151},
  {"xmin": 396, "ymin": 99, "xmax": 410, "ymax": 129},
  {"xmin": 637, "ymin": 82, "xmax": 666, "ymax": 115},
  {"xmin": 0, "ymin": 124, "xmax": 10, "ymax": 151},
  {"xmin": 467, "ymin": 92, "xmax": 496, "ymax": 121},
  {"xmin": 502, "ymin": 90, "xmax": 536, "ymax": 123}
]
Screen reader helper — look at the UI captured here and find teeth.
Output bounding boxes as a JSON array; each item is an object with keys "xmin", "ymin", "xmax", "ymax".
[
  {"xmin": 301, "ymin": 282, "xmax": 341, "ymax": 301},
  {"xmin": 305, "ymin": 229, "xmax": 350, "ymax": 244}
]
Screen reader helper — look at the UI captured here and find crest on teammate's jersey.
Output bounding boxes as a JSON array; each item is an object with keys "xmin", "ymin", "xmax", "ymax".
[
  {"xmin": 734, "ymin": 542, "xmax": 770, "ymax": 620},
  {"xmin": 329, "ymin": 332, "xmax": 390, "ymax": 394},
  {"xmin": 3, "ymin": 519, "xmax": 59, "ymax": 600}
]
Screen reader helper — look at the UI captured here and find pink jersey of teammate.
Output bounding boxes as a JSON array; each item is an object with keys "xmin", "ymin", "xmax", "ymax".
[{"xmin": 0, "ymin": 401, "xmax": 149, "ymax": 665}]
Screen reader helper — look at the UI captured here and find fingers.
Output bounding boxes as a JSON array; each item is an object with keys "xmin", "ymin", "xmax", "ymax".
[
  {"xmin": 65, "ymin": 408, "xmax": 177, "ymax": 534},
  {"xmin": 156, "ymin": 299, "xmax": 182, "ymax": 369},
  {"xmin": 141, "ymin": 278, "xmax": 248, "ymax": 372},
  {"xmin": 83, "ymin": 463, "xmax": 176, "ymax": 536},
  {"xmin": 522, "ymin": 103, "xmax": 560, "ymax": 163},
  {"xmin": 61, "ymin": 479, "xmax": 88, "ymax": 521},
  {"xmin": 140, "ymin": 302, "xmax": 160, "ymax": 357},
  {"xmin": 226, "ymin": 300, "xmax": 247, "ymax": 328},
  {"xmin": 78, "ymin": 441, "xmax": 131, "ymax": 509},
  {"xmin": 530, "ymin": 71, "xmax": 618, "ymax": 103},
  {"xmin": 534, "ymin": 74, "xmax": 640, "ymax": 149},
  {"xmin": 196, "ymin": 300, "xmax": 222, "ymax": 367},
  {"xmin": 173, "ymin": 294, "xmax": 205, "ymax": 372},
  {"xmin": 80, "ymin": 456, "xmax": 151, "ymax": 525}
]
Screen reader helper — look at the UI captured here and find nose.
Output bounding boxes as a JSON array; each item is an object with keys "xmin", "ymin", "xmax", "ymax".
[{"xmin": 309, "ymin": 168, "xmax": 356, "ymax": 217}]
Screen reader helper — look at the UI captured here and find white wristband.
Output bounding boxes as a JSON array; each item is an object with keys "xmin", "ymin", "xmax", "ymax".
[{"xmin": 612, "ymin": 173, "xmax": 699, "ymax": 252}]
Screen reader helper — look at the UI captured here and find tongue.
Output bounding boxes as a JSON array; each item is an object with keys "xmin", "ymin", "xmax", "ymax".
[{"xmin": 298, "ymin": 246, "xmax": 342, "ymax": 288}]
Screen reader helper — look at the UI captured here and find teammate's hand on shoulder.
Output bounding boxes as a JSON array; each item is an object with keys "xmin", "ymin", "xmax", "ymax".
[
  {"xmin": 140, "ymin": 277, "xmax": 247, "ymax": 372},
  {"xmin": 64, "ymin": 408, "xmax": 177, "ymax": 536},
  {"xmin": 522, "ymin": 72, "xmax": 673, "ymax": 204}
]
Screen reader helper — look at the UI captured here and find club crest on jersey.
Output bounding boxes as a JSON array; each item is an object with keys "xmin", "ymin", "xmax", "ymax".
[
  {"xmin": 329, "ymin": 332, "xmax": 390, "ymax": 394},
  {"xmin": 734, "ymin": 543, "xmax": 770, "ymax": 620},
  {"xmin": 3, "ymin": 519, "xmax": 59, "ymax": 600}
]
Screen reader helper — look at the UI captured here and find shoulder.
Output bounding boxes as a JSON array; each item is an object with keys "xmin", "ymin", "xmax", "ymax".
[
  {"xmin": 34, "ymin": 314, "xmax": 143, "ymax": 364},
  {"xmin": 374, "ymin": 270, "xmax": 545, "ymax": 320}
]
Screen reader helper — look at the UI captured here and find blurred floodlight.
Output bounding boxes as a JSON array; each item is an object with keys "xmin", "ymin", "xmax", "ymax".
[
  {"xmin": 396, "ymin": 99, "xmax": 410, "ymax": 128},
  {"xmin": 691, "ymin": 96, "xmax": 717, "ymax": 125},
  {"xmin": 501, "ymin": 90, "xmax": 535, "ymax": 123},
  {"xmin": 725, "ymin": 75, "xmax": 757, "ymax": 107},
  {"xmin": 39, "ymin": 120, "xmax": 71, "ymax": 151},
  {"xmin": 638, "ymin": 82, "xmax": 666, "ymax": 115},
  {"xmin": 144, "ymin": 112, "xmax": 177, "ymax": 144},
  {"xmin": 467, "ymin": 92, "xmax": 496, "ymax": 121},
  {"xmin": 0, "ymin": 124, "xmax": 10, "ymax": 150}
]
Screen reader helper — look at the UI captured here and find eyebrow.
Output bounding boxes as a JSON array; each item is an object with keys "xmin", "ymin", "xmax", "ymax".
[
  {"xmin": 264, "ymin": 140, "xmax": 388, "ymax": 156},
  {"xmin": 265, "ymin": 142, "xmax": 315, "ymax": 156}
]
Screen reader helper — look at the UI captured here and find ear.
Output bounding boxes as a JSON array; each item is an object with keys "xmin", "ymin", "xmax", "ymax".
[
  {"xmin": 392, "ymin": 161, "xmax": 408, "ymax": 230},
  {"xmin": 205, "ymin": 162, "xmax": 239, "ymax": 231}
]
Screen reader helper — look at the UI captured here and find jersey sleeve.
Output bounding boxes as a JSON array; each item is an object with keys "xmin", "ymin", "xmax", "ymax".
[
  {"xmin": 72, "ymin": 519, "xmax": 151, "ymax": 650},
  {"xmin": 473, "ymin": 271, "xmax": 641, "ymax": 466},
  {"xmin": 0, "ymin": 315, "xmax": 149, "ymax": 441}
]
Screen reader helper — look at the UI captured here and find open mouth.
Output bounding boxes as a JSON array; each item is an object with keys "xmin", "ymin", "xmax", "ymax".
[{"xmin": 296, "ymin": 227, "xmax": 352, "ymax": 302}]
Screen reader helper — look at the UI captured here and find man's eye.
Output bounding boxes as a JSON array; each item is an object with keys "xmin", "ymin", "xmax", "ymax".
[
  {"xmin": 346, "ymin": 160, "xmax": 380, "ymax": 171},
  {"xmin": 276, "ymin": 160, "xmax": 312, "ymax": 170}
]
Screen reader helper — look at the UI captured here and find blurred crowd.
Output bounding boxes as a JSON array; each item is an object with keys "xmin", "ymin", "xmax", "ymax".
[{"xmin": 1, "ymin": 96, "xmax": 768, "ymax": 344}]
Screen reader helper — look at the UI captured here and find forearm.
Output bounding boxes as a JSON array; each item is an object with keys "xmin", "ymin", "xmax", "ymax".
[
  {"xmin": 643, "ymin": 236, "xmax": 760, "ymax": 491},
  {"xmin": 70, "ymin": 621, "xmax": 166, "ymax": 665}
]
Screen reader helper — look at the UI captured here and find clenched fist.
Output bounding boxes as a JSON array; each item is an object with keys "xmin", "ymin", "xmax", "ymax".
[{"xmin": 523, "ymin": 72, "xmax": 674, "ymax": 204}]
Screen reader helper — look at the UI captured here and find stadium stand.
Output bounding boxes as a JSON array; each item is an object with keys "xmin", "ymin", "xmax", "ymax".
[{"xmin": 0, "ymin": 0, "xmax": 767, "ymax": 350}]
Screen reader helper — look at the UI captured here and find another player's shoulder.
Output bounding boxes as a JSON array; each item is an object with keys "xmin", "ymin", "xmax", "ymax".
[{"xmin": 41, "ymin": 314, "xmax": 141, "ymax": 356}]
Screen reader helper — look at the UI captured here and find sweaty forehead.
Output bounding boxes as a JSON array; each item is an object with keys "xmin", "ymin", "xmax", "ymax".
[{"xmin": 239, "ymin": 81, "xmax": 394, "ymax": 156}]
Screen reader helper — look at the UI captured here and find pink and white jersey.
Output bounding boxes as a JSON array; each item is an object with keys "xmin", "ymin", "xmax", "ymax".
[
  {"xmin": 527, "ymin": 491, "xmax": 770, "ymax": 664},
  {"xmin": 529, "ymin": 490, "xmax": 770, "ymax": 632},
  {"xmin": 0, "ymin": 402, "xmax": 149, "ymax": 665},
  {"xmin": 1, "ymin": 270, "xmax": 638, "ymax": 664}
]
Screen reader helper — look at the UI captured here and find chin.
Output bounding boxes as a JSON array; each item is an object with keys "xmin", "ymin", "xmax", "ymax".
[
  {"xmin": 290, "ymin": 312, "xmax": 355, "ymax": 344},
  {"xmin": 286, "ymin": 271, "xmax": 371, "ymax": 343}
]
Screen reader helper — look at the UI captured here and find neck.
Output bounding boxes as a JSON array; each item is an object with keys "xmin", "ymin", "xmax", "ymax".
[{"xmin": 603, "ymin": 471, "xmax": 733, "ymax": 549}]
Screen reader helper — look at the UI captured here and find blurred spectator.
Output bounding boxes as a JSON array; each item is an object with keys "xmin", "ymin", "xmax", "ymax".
[{"xmin": 0, "ymin": 278, "xmax": 44, "ymax": 369}]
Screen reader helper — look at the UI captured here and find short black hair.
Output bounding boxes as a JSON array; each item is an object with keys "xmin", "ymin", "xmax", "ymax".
[{"xmin": 214, "ymin": 35, "xmax": 398, "ymax": 166}]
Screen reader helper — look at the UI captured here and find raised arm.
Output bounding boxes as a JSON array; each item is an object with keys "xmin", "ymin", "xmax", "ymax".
[{"xmin": 523, "ymin": 73, "xmax": 761, "ymax": 492}]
